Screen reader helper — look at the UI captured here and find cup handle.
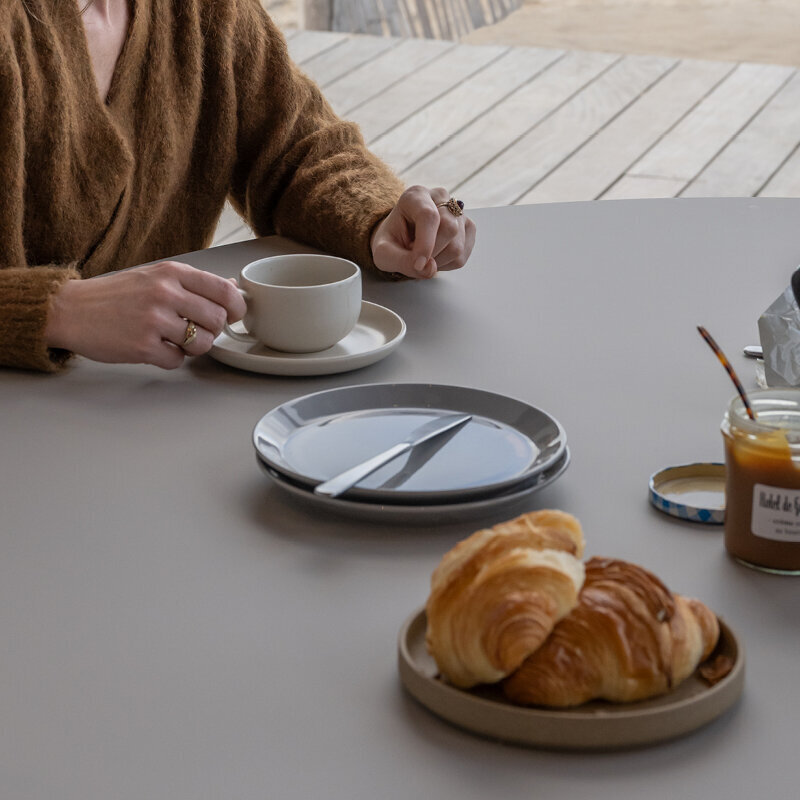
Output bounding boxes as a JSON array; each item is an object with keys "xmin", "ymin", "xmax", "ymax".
[{"xmin": 224, "ymin": 288, "xmax": 256, "ymax": 342}]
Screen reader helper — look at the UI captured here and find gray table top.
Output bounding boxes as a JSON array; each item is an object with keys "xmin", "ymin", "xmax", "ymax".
[{"xmin": 3, "ymin": 199, "xmax": 799, "ymax": 799}]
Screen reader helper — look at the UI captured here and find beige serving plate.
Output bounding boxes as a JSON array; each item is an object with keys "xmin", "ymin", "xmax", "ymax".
[{"xmin": 398, "ymin": 608, "xmax": 744, "ymax": 751}]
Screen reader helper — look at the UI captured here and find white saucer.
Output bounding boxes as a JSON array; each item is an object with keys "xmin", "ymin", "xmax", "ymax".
[{"xmin": 208, "ymin": 301, "xmax": 406, "ymax": 376}]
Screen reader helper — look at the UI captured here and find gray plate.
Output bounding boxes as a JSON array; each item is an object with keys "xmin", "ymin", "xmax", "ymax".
[
  {"xmin": 253, "ymin": 383, "xmax": 567, "ymax": 504},
  {"xmin": 256, "ymin": 448, "xmax": 570, "ymax": 524}
]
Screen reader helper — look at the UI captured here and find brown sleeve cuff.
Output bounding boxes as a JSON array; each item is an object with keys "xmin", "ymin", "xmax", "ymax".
[{"xmin": 0, "ymin": 266, "xmax": 80, "ymax": 372}]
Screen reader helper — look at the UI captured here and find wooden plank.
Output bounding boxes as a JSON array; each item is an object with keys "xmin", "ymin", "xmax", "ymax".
[
  {"xmin": 381, "ymin": 0, "xmax": 411, "ymax": 36},
  {"xmin": 301, "ymin": 0, "xmax": 332, "ymax": 31},
  {"xmin": 370, "ymin": 46, "xmax": 563, "ymax": 173},
  {"xmin": 419, "ymin": 0, "xmax": 446, "ymax": 37},
  {"xmin": 287, "ymin": 30, "xmax": 349, "ymax": 65},
  {"xmin": 405, "ymin": 0, "xmax": 435, "ymax": 37},
  {"xmin": 363, "ymin": 0, "xmax": 387, "ymax": 35},
  {"xmin": 447, "ymin": 0, "xmax": 472, "ymax": 38},
  {"xmin": 212, "ymin": 202, "xmax": 249, "ymax": 248},
  {"xmin": 628, "ymin": 62, "xmax": 796, "ymax": 181},
  {"xmin": 759, "ymin": 144, "xmax": 800, "ymax": 197},
  {"xmin": 430, "ymin": 0, "xmax": 453, "ymax": 38},
  {"xmin": 300, "ymin": 33, "xmax": 399, "ymax": 87},
  {"xmin": 520, "ymin": 58, "xmax": 734, "ymax": 204},
  {"xmin": 456, "ymin": 54, "xmax": 675, "ymax": 207},
  {"xmin": 324, "ymin": 37, "xmax": 455, "ymax": 116},
  {"xmin": 682, "ymin": 69, "xmax": 800, "ymax": 197},
  {"xmin": 333, "ymin": 0, "xmax": 366, "ymax": 33},
  {"xmin": 466, "ymin": 0, "xmax": 487, "ymax": 28},
  {"xmin": 600, "ymin": 175, "xmax": 685, "ymax": 200},
  {"xmin": 212, "ymin": 222, "xmax": 256, "ymax": 248},
  {"xmin": 329, "ymin": 0, "xmax": 521, "ymax": 37},
  {"xmin": 402, "ymin": 49, "xmax": 618, "ymax": 192},
  {"xmin": 349, "ymin": 43, "xmax": 507, "ymax": 143},
  {"xmin": 213, "ymin": 32, "xmax": 800, "ymax": 247}
]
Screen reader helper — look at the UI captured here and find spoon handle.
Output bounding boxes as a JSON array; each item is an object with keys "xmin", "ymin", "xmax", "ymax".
[{"xmin": 743, "ymin": 345, "xmax": 763, "ymax": 359}]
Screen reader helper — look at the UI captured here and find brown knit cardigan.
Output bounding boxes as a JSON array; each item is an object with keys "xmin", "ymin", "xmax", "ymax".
[{"xmin": 0, "ymin": 0, "xmax": 404, "ymax": 371}]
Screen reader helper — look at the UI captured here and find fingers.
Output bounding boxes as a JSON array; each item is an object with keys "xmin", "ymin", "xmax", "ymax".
[
  {"xmin": 166, "ymin": 262, "xmax": 247, "ymax": 322},
  {"xmin": 430, "ymin": 207, "xmax": 462, "ymax": 261},
  {"xmin": 150, "ymin": 341, "xmax": 188, "ymax": 371},
  {"xmin": 372, "ymin": 186, "xmax": 475, "ymax": 279},
  {"xmin": 400, "ymin": 186, "xmax": 442, "ymax": 273},
  {"xmin": 435, "ymin": 216, "xmax": 476, "ymax": 272},
  {"xmin": 173, "ymin": 291, "xmax": 230, "ymax": 339},
  {"xmin": 143, "ymin": 261, "xmax": 244, "ymax": 357},
  {"xmin": 404, "ymin": 186, "xmax": 472, "ymax": 274},
  {"xmin": 165, "ymin": 315, "xmax": 216, "ymax": 357}
]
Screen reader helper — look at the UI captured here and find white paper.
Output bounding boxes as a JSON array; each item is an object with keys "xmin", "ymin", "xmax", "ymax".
[{"xmin": 758, "ymin": 284, "xmax": 800, "ymax": 387}]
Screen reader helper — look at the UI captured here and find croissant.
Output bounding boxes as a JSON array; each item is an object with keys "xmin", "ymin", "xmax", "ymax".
[
  {"xmin": 502, "ymin": 557, "xmax": 720, "ymax": 707},
  {"xmin": 425, "ymin": 510, "xmax": 586, "ymax": 689}
]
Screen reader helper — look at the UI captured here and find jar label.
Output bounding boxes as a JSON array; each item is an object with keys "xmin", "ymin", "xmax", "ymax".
[{"xmin": 751, "ymin": 484, "xmax": 800, "ymax": 542}]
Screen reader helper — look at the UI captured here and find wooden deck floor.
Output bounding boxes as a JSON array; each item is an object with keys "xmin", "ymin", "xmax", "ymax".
[{"xmin": 213, "ymin": 29, "xmax": 800, "ymax": 246}]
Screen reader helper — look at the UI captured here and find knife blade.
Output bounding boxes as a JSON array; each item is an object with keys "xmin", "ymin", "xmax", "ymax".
[{"xmin": 313, "ymin": 413, "xmax": 473, "ymax": 498}]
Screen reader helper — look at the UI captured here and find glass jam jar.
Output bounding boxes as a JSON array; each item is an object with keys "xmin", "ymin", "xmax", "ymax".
[{"xmin": 721, "ymin": 389, "xmax": 800, "ymax": 574}]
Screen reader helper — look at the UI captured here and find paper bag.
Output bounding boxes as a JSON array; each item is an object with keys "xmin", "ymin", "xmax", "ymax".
[{"xmin": 758, "ymin": 269, "xmax": 800, "ymax": 387}]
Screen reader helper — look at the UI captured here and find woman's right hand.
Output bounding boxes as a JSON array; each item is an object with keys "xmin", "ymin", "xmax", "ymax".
[{"xmin": 44, "ymin": 261, "xmax": 247, "ymax": 369}]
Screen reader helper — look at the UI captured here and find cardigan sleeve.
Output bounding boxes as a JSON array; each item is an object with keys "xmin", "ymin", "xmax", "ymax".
[
  {"xmin": 0, "ymin": 267, "xmax": 79, "ymax": 372},
  {"xmin": 225, "ymin": 1, "xmax": 404, "ymax": 271},
  {"xmin": 0, "ymin": 28, "xmax": 79, "ymax": 372}
]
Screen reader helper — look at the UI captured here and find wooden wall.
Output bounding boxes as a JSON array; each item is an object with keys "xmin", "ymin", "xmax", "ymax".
[{"xmin": 305, "ymin": 0, "xmax": 521, "ymax": 39}]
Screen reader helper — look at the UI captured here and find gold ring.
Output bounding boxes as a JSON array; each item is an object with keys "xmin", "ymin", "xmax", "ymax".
[
  {"xmin": 181, "ymin": 319, "xmax": 198, "ymax": 348},
  {"xmin": 436, "ymin": 197, "xmax": 465, "ymax": 217}
]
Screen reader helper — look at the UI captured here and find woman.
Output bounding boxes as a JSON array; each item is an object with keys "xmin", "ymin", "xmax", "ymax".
[{"xmin": 1, "ymin": 0, "xmax": 475, "ymax": 371}]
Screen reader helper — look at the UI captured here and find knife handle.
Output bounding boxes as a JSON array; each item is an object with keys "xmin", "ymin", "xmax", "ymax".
[
  {"xmin": 743, "ymin": 345, "xmax": 763, "ymax": 359},
  {"xmin": 313, "ymin": 442, "xmax": 411, "ymax": 497}
]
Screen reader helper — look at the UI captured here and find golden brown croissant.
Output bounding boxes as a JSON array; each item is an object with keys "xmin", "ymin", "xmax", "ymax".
[
  {"xmin": 425, "ymin": 510, "xmax": 586, "ymax": 689},
  {"xmin": 502, "ymin": 557, "xmax": 720, "ymax": 707}
]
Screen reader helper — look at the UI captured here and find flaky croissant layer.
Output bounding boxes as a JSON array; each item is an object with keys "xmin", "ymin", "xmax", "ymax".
[
  {"xmin": 425, "ymin": 510, "xmax": 587, "ymax": 689},
  {"xmin": 502, "ymin": 557, "xmax": 720, "ymax": 707}
]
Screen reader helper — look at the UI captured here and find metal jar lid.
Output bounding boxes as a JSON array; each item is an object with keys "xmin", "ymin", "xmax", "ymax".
[{"xmin": 649, "ymin": 463, "xmax": 725, "ymax": 525}]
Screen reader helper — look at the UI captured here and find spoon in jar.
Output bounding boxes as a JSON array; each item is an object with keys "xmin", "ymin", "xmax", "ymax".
[{"xmin": 697, "ymin": 326, "xmax": 756, "ymax": 420}]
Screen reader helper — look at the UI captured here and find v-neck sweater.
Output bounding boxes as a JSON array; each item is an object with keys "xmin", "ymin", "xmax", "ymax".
[{"xmin": 0, "ymin": 0, "xmax": 403, "ymax": 371}]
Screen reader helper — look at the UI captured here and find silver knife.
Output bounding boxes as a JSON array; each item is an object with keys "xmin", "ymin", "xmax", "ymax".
[{"xmin": 313, "ymin": 413, "xmax": 473, "ymax": 498}]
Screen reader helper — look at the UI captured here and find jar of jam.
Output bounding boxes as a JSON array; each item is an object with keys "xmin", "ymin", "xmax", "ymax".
[{"xmin": 721, "ymin": 389, "xmax": 800, "ymax": 574}]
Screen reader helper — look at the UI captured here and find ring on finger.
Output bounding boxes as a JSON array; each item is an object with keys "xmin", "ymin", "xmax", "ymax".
[
  {"xmin": 181, "ymin": 319, "xmax": 198, "ymax": 348},
  {"xmin": 436, "ymin": 197, "xmax": 465, "ymax": 217}
]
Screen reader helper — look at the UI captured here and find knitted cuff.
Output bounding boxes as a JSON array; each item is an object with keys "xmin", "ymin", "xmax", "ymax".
[{"xmin": 0, "ymin": 266, "xmax": 80, "ymax": 372}]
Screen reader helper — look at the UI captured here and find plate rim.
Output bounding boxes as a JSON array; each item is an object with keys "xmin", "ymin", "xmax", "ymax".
[
  {"xmin": 257, "ymin": 448, "xmax": 571, "ymax": 523},
  {"xmin": 253, "ymin": 383, "xmax": 567, "ymax": 502},
  {"xmin": 208, "ymin": 300, "xmax": 405, "ymax": 376},
  {"xmin": 397, "ymin": 606, "xmax": 745, "ymax": 750}
]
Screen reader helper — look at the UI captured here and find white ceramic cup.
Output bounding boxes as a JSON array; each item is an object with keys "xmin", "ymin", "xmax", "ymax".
[{"xmin": 225, "ymin": 254, "xmax": 362, "ymax": 353}]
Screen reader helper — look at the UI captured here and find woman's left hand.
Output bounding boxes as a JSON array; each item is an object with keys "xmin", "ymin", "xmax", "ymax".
[{"xmin": 370, "ymin": 185, "xmax": 476, "ymax": 279}]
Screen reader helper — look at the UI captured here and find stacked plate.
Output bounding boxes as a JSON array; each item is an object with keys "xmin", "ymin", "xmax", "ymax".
[{"xmin": 253, "ymin": 383, "xmax": 569, "ymax": 523}]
